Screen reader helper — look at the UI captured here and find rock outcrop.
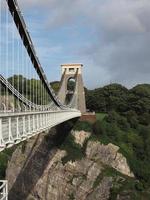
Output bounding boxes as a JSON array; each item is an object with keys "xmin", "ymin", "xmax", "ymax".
[
  {"xmin": 86, "ymin": 141, "xmax": 134, "ymax": 177},
  {"xmin": 6, "ymin": 128, "xmax": 134, "ymax": 200}
]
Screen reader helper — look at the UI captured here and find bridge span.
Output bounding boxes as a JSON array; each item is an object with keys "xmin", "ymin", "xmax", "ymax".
[{"xmin": 0, "ymin": 0, "xmax": 86, "ymax": 198}]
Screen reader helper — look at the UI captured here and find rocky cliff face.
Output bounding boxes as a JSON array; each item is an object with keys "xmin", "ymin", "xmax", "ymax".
[{"xmin": 6, "ymin": 127, "xmax": 135, "ymax": 200}]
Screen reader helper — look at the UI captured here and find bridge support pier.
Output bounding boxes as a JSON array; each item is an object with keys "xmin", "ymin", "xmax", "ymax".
[{"xmin": 58, "ymin": 64, "xmax": 86, "ymax": 113}]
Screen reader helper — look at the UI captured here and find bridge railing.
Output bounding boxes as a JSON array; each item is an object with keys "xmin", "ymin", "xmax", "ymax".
[
  {"xmin": 0, "ymin": 180, "xmax": 8, "ymax": 200},
  {"xmin": 0, "ymin": 110, "xmax": 81, "ymax": 152}
]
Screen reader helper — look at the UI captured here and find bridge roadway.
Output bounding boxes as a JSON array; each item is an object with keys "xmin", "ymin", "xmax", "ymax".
[{"xmin": 0, "ymin": 110, "xmax": 81, "ymax": 152}]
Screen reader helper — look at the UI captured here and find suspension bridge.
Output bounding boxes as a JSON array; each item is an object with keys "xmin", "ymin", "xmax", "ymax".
[{"xmin": 0, "ymin": 0, "xmax": 86, "ymax": 199}]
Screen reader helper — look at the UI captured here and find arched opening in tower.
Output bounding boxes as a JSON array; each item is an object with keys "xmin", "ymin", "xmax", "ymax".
[{"xmin": 65, "ymin": 78, "xmax": 76, "ymax": 104}]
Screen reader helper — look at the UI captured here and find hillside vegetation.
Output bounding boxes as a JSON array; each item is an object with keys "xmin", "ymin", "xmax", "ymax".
[
  {"xmin": 84, "ymin": 83, "xmax": 150, "ymax": 197},
  {"xmin": 86, "ymin": 83, "xmax": 150, "ymax": 114}
]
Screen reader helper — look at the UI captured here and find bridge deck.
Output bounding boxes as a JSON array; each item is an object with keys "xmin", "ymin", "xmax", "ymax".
[{"xmin": 0, "ymin": 110, "xmax": 81, "ymax": 152}]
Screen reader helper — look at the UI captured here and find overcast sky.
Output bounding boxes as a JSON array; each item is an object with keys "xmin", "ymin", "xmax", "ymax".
[{"xmin": 4, "ymin": 0, "xmax": 150, "ymax": 89}]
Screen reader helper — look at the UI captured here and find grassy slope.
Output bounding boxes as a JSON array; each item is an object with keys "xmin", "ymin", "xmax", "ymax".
[{"xmin": 96, "ymin": 113, "xmax": 108, "ymax": 121}]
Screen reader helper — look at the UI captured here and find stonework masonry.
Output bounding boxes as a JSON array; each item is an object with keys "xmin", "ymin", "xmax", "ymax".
[{"xmin": 58, "ymin": 64, "xmax": 86, "ymax": 113}]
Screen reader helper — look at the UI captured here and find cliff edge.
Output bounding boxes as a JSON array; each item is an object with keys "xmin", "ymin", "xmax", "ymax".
[{"xmin": 6, "ymin": 128, "xmax": 136, "ymax": 200}]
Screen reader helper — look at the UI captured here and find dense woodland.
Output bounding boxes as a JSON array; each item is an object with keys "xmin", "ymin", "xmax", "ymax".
[
  {"xmin": 84, "ymin": 83, "xmax": 150, "ymax": 197},
  {"xmin": 86, "ymin": 83, "xmax": 150, "ymax": 114},
  {"xmin": 1, "ymin": 76, "xmax": 150, "ymax": 198}
]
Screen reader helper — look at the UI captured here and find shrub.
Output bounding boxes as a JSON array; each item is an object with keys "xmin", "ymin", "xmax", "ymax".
[
  {"xmin": 138, "ymin": 113, "xmax": 150, "ymax": 126},
  {"xmin": 126, "ymin": 110, "xmax": 139, "ymax": 129},
  {"xmin": 135, "ymin": 182, "xmax": 144, "ymax": 191},
  {"xmin": 93, "ymin": 120, "xmax": 105, "ymax": 136},
  {"xmin": 0, "ymin": 148, "xmax": 15, "ymax": 179},
  {"xmin": 104, "ymin": 111, "xmax": 119, "ymax": 123},
  {"xmin": 117, "ymin": 116, "xmax": 130, "ymax": 131},
  {"xmin": 61, "ymin": 134, "xmax": 84, "ymax": 164},
  {"xmin": 73, "ymin": 121, "xmax": 92, "ymax": 132},
  {"xmin": 105, "ymin": 111, "xmax": 130, "ymax": 131}
]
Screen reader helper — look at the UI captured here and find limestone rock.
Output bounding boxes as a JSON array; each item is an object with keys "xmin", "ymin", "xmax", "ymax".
[
  {"xmin": 72, "ymin": 130, "xmax": 91, "ymax": 146},
  {"xmin": 86, "ymin": 177, "xmax": 113, "ymax": 200},
  {"xmin": 86, "ymin": 141, "xmax": 134, "ymax": 177},
  {"xmin": 6, "ymin": 129, "xmax": 134, "ymax": 200}
]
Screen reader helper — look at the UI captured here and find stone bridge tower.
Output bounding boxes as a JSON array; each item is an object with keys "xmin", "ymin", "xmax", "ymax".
[{"xmin": 58, "ymin": 64, "xmax": 86, "ymax": 114}]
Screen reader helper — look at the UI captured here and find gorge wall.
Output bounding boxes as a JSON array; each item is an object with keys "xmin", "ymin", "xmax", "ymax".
[{"xmin": 6, "ymin": 124, "xmax": 135, "ymax": 200}]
